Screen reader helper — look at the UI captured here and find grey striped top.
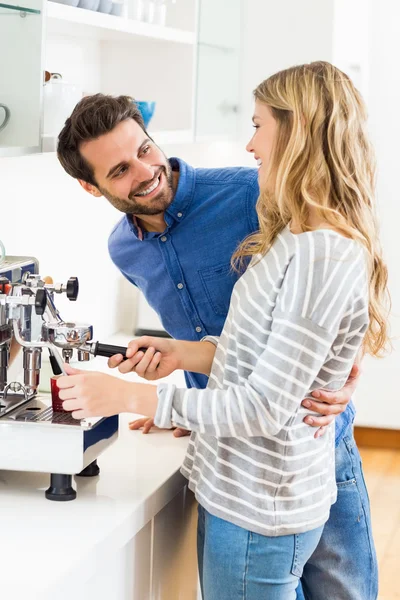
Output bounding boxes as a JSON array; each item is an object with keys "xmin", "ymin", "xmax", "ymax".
[{"xmin": 155, "ymin": 226, "xmax": 369, "ymax": 536}]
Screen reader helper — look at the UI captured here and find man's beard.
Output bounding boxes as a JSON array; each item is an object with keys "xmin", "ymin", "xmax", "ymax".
[{"xmin": 98, "ymin": 162, "xmax": 174, "ymax": 216}]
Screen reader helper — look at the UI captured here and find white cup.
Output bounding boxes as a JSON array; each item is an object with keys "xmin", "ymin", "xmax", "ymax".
[
  {"xmin": 130, "ymin": 0, "xmax": 144, "ymax": 20},
  {"xmin": 143, "ymin": 0, "xmax": 155, "ymax": 23},
  {"xmin": 110, "ymin": 0, "xmax": 123, "ymax": 15}
]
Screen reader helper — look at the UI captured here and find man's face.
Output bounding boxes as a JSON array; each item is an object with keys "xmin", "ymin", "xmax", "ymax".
[{"xmin": 79, "ymin": 119, "xmax": 174, "ymax": 216}]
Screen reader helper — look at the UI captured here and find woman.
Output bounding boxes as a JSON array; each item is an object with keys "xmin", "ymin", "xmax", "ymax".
[{"xmin": 58, "ymin": 62, "xmax": 389, "ymax": 599}]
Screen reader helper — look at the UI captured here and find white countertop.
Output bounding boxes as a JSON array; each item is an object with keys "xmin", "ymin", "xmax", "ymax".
[{"xmin": 0, "ymin": 333, "xmax": 189, "ymax": 599}]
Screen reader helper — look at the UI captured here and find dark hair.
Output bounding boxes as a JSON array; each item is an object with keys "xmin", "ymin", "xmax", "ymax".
[{"xmin": 57, "ymin": 94, "xmax": 146, "ymax": 186}]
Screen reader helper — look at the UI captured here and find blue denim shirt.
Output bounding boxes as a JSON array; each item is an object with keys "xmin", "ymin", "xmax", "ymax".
[{"xmin": 108, "ymin": 157, "xmax": 354, "ymax": 445}]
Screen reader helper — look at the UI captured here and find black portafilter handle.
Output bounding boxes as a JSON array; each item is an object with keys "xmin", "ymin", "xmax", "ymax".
[
  {"xmin": 93, "ymin": 342, "xmax": 147, "ymax": 361},
  {"xmin": 48, "ymin": 343, "xmax": 148, "ymax": 374}
]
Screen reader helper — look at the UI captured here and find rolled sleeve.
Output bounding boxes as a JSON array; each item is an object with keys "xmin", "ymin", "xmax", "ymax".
[
  {"xmin": 201, "ymin": 335, "xmax": 220, "ymax": 347},
  {"xmin": 155, "ymin": 383, "xmax": 176, "ymax": 429}
]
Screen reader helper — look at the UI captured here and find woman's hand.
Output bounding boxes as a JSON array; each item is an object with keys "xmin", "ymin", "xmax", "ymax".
[
  {"xmin": 108, "ymin": 337, "xmax": 216, "ymax": 379},
  {"xmin": 129, "ymin": 416, "xmax": 190, "ymax": 438},
  {"xmin": 108, "ymin": 336, "xmax": 182, "ymax": 381},
  {"xmin": 129, "ymin": 416, "xmax": 159, "ymax": 433},
  {"xmin": 57, "ymin": 363, "xmax": 158, "ymax": 419}
]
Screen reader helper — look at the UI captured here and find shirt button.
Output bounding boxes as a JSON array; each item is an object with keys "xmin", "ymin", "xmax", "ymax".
[
  {"xmin": 160, "ymin": 236, "xmax": 167, "ymax": 242},
  {"xmin": 177, "ymin": 283, "xmax": 184, "ymax": 289},
  {"xmin": 177, "ymin": 212, "xmax": 183, "ymax": 218},
  {"xmin": 195, "ymin": 326, "xmax": 202, "ymax": 333}
]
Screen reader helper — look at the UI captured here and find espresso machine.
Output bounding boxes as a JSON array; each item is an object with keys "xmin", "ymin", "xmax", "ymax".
[{"xmin": 0, "ymin": 255, "xmax": 130, "ymax": 501}]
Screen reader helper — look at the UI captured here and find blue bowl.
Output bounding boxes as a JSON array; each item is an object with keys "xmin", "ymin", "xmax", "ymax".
[{"xmin": 135, "ymin": 101, "xmax": 156, "ymax": 128}]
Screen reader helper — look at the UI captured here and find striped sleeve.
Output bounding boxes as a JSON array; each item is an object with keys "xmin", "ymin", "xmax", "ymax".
[
  {"xmin": 154, "ymin": 235, "xmax": 367, "ymax": 437},
  {"xmin": 282, "ymin": 231, "xmax": 367, "ymax": 331},
  {"xmin": 155, "ymin": 313, "xmax": 336, "ymax": 435}
]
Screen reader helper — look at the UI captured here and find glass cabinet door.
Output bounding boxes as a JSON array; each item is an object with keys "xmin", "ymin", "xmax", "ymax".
[
  {"xmin": 0, "ymin": 0, "xmax": 44, "ymax": 156},
  {"xmin": 195, "ymin": 0, "xmax": 241, "ymax": 140}
]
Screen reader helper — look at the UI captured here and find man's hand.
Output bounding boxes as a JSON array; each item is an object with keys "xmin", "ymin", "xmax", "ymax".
[
  {"xmin": 129, "ymin": 416, "xmax": 190, "ymax": 438},
  {"xmin": 108, "ymin": 336, "xmax": 182, "ymax": 381},
  {"xmin": 302, "ymin": 363, "xmax": 361, "ymax": 438}
]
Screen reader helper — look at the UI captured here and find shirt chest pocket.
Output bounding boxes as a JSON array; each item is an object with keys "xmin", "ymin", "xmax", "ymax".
[{"xmin": 198, "ymin": 262, "xmax": 238, "ymax": 317}]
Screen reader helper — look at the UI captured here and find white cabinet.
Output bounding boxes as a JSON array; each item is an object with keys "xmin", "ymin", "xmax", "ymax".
[
  {"xmin": 67, "ymin": 522, "xmax": 153, "ymax": 600},
  {"xmin": 0, "ymin": 0, "xmax": 44, "ymax": 156},
  {"xmin": 44, "ymin": 487, "xmax": 198, "ymax": 600},
  {"xmin": 42, "ymin": 0, "xmax": 243, "ymax": 148},
  {"xmin": 43, "ymin": 0, "xmax": 197, "ymax": 148}
]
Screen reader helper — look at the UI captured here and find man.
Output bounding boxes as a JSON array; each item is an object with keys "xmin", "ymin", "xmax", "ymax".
[{"xmin": 57, "ymin": 94, "xmax": 378, "ymax": 600}]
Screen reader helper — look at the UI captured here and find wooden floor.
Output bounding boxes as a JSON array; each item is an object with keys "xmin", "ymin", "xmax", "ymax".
[{"xmin": 360, "ymin": 447, "xmax": 400, "ymax": 600}]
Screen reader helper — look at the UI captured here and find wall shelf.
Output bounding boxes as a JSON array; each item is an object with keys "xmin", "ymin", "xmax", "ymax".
[
  {"xmin": 46, "ymin": 2, "xmax": 196, "ymax": 44},
  {"xmin": 42, "ymin": 129, "xmax": 193, "ymax": 153},
  {"xmin": 0, "ymin": 2, "xmax": 40, "ymax": 14}
]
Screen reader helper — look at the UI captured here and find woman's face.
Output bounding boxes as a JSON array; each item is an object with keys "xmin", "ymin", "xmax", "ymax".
[{"xmin": 246, "ymin": 100, "xmax": 278, "ymax": 190}]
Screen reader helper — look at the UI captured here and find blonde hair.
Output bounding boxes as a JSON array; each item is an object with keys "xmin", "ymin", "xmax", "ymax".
[{"xmin": 233, "ymin": 61, "xmax": 390, "ymax": 356}]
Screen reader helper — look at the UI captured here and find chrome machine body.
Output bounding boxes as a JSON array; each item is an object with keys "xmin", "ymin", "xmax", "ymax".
[{"xmin": 0, "ymin": 256, "xmax": 123, "ymax": 500}]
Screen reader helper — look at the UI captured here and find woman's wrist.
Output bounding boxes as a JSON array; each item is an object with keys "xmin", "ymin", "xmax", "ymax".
[
  {"xmin": 173, "ymin": 339, "xmax": 189, "ymax": 371},
  {"xmin": 176, "ymin": 340, "xmax": 215, "ymax": 375},
  {"xmin": 122, "ymin": 381, "xmax": 158, "ymax": 418}
]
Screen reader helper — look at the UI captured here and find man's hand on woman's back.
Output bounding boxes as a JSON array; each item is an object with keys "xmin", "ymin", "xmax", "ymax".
[{"xmin": 302, "ymin": 362, "xmax": 361, "ymax": 438}]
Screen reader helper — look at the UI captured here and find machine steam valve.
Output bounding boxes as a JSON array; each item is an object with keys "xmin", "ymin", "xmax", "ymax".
[
  {"xmin": 35, "ymin": 288, "xmax": 47, "ymax": 315},
  {"xmin": 66, "ymin": 277, "xmax": 79, "ymax": 301}
]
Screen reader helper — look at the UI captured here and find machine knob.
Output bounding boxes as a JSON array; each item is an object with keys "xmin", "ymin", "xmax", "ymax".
[
  {"xmin": 66, "ymin": 277, "xmax": 79, "ymax": 301},
  {"xmin": 35, "ymin": 288, "xmax": 47, "ymax": 315}
]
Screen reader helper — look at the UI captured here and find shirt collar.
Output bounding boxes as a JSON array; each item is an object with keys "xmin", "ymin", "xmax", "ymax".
[
  {"xmin": 132, "ymin": 215, "xmax": 144, "ymax": 240},
  {"xmin": 124, "ymin": 157, "xmax": 195, "ymax": 240},
  {"xmin": 165, "ymin": 157, "xmax": 195, "ymax": 222}
]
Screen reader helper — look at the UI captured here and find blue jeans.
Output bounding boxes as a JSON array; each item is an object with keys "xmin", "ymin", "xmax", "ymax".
[
  {"xmin": 197, "ymin": 505, "xmax": 324, "ymax": 600},
  {"xmin": 197, "ymin": 431, "xmax": 378, "ymax": 600},
  {"xmin": 296, "ymin": 431, "xmax": 378, "ymax": 600}
]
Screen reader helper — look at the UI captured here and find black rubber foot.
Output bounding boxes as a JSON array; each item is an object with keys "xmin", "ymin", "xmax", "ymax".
[
  {"xmin": 76, "ymin": 459, "xmax": 100, "ymax": 478},
  {"xmin": 45, "ymin": 474, "xmax": 77, "ymax": 501}
]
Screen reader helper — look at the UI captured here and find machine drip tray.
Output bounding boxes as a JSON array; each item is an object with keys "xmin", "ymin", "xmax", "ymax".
[
  {"xmin": 17, "ymin": 406, "xmax": 81, "ymax": 426},
  {"xmin": 0, "ymin": 393, "xmax": 34, "ymax": 418},
  {"xmin": 1, "ymin": 396, "xmax": 103, "ymax": 430}
]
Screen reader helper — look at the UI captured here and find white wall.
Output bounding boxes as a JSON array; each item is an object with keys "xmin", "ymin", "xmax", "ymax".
[
  {"xmin": 352, "ymin": 0, "xmax": 400, "ymax": 428},
  {"xmin": 239, "ymin": 0, "xmax": 335, "ymax": 140}
]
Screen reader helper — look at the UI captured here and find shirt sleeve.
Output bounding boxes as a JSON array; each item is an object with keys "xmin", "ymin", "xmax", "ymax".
[{"xmin": 154, "ymin": 235, "xmax": 367, "ymax": 437}]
